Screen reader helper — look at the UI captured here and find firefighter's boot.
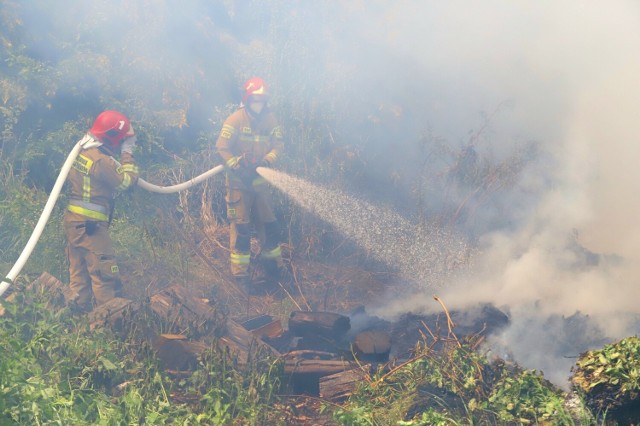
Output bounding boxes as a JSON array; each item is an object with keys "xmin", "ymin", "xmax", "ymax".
[
  {"xmin": 233, "ymin": 273, "xmax": 251, "ymax": 288},
  {"xmin": 277, "ymin": 264, "xmax": 293, "ymax": 288},
  {"xmin": 261, "ymin": 252, "xmax": 292, "ymax": 292}
]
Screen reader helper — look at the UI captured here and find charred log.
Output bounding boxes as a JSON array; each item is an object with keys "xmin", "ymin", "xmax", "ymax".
[
  {"xmin": 319, "ymin": 365, "xmax": 372, "ymax": 402},
  {"xmin": 283, "ymin": 350, "xmax": 359, "ymax": 396},
  {"xmin": 352, "ymin": 330, "xmax": 391, "ymax": 363},
  {"xmin": 153, "ymin": 334, "xmax": 208, "ymax": 371},
  {"xmin": 242, "ymin": 314, "xmax": 284, "ymax": 339},
  {"xmin": 218, "ymin": 315, "xmax": 281, "ymax": 366},
  {"xmin": 288, "ymin": 311, "xmax": 350, "ymax": 339},
  {"xmin": 6, "ymin": 271, "xmax": 70, "ymax": 309},
  {"xmin": 88, "ymin": 297, "xmax": 139, "ymax": 332},
  {"xmin": 149, "ymin": 285, "xmax": 225, "ymax": 340}
]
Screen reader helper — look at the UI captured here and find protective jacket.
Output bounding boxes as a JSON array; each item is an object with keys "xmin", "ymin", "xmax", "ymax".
[
  {"xmin": 65, "ymin": 145, "xmax": 138, "ymax": 222},
  {"xmin": 215, "ymin": 107, "xmax": 285, "ymax": 279},
  {"xmin": 63, "ymin": 140, "xmax": 138, "ymax": 311},
  {"xmin": 216, "ymin": 107, "xmax": 284, "ymax": 186}
]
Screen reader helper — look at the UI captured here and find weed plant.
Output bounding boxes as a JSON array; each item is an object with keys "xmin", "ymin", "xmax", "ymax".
[
  {"xmin": 572, "ymin": 336, "xmax": 640, "ymax": 423},
  {"xmin": 0, "ymin": 287, "xmax": 285, "ymax": 425},
  {"xmin": 328, "ymin": 339, "xmax": 595, "ymax": 426}
]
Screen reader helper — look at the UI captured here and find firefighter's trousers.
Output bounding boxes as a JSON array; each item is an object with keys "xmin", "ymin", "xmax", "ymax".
[
  {"xmin": 226, "ymin": 180, "xmax": 283, "ymax": 277},
  {"xmin": 64, "ymin": 218, "xmax": 122, "ymax": 310}
]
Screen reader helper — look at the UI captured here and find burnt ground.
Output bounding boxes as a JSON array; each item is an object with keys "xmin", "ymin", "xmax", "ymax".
[
  {"xmin": 109, "ymin": 222, "xmax": 513, "ymax": 424},
  {"xmin": 45, "ymin": 215, "xmax": 636, "ymax": 425},
  {"xmin": 9, "ymin": 205, "xmax": 635, "ymax": 424},
  {"xmin": 25, "ymin": 214, "xmax": 630, "ymax": 424}
]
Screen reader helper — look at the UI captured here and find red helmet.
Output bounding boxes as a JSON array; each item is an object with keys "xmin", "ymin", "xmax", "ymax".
[
  {"xmin": 242, "ymin": 77, "xmax": 269, "ymax": 105},
  {"xmin": 90, "ymin": 110, "xmax": 135, "ymax": 148}
]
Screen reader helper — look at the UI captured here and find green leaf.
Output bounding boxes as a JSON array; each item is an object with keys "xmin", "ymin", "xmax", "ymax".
[{"xmin": 98, "ymin": 357, "xmax": 118, "ymax": 371}]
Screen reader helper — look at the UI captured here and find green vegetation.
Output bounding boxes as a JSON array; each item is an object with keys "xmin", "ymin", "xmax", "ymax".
[
  {"xmin": 1, "ymin": 285, "xmax": 637, "ymax": 425},
  {"xmin": 572, "ymin": 336, "xmax": 640, "ymax": 421},
  {"xmin": 330, "ymin": 340, "xmax": 592, "ymax": 426},
  {"xmin": 0, "ymin": 289, "xmax": 285, "ymax": 425}
]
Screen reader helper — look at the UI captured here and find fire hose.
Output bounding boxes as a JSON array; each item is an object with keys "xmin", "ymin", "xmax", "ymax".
[{"xmin": 0, "ymin": 136, "xmax": 224, "ymax": 297}]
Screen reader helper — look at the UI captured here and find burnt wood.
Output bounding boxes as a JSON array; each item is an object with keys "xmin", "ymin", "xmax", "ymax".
[
  {"xmin": 319, "ymin": 365, "xmax": 371, "ymax": 401},
  {"xmin": 352, "ymin": 330, "xmax": 391, "ymax": 362},
  {"xmin": 219, "ymin": 315, "xmax": 281, "ymax": 366},
  {"xmin": 284, "ymin": 358, "xmax": 359, "ymax": 395},
  {"xmin": 284, "ymin": 358, "xmax": 358, "ymax": 375},
  {"xmin": 7, "ymin": 271, "xmax": 70, "ymax": 308},
  {"xmin": 149, "ymin": 285, "xmax": 223, "ymax": 339},
  {"xmin": 153, "ymin": 334, "xmax": 208, "ymax": 371},
  {"xmin": 242, "ymin": 314, "xmax": 284, "ymax": 339},
  {"xmin": 149, "ymin": 286, "xmax": 281, "ymax": 365},
  {"xmin": 88, "ymin": 297, "xmax": 138, "ymax": 331},
  {"xmin": 288, "ymin": 311, "xmax": 350, "ymax": 338}
]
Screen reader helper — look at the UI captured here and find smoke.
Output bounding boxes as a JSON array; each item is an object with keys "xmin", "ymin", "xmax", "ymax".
[
  {"xmin": 356, "ymin": 1, "xmax": 640, "ymax": 388},
  {"xmin": 9, "ymin": 0, "xmax": 640, "ymax": 388}
]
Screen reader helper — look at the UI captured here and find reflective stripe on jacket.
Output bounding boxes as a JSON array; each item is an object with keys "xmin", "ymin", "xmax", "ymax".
[
  {"xmin": 67, "ymin": 199, "xmax": 110, "ymax": 221},
  {"xmin": 65, "ymin": 144, "xmax": 139, "ymax": 222},
  {"xmin": 215, "ymin": 107, "xmax": 284, "ymax": 184}
]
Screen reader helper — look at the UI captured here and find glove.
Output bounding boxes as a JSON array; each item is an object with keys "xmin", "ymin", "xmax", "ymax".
[
  {"xmin": 227, "ymin": 155, "xmax": 245, "ymax": 170},
  {"xmin": 121, "ymin": 136, "xmax": 137, "ymax": 154}
]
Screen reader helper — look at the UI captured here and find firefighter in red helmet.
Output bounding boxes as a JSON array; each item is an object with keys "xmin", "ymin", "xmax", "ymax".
[
  {"xmin": 63, "ymin": 110, "xmax": 139, "ymax": 312},
  {"xmin": 215, "ymin": 77, "xmax": 287, "ymax": 289}
]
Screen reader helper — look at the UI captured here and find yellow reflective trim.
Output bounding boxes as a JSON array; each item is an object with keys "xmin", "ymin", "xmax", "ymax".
[
  {"xmin": 117, "ymin": 174, "xmax": 132, "ymax": 191},
  {"xmin": 68, "ymin": 199, "xmax": 108, "ymax": 215},
  {"xmin": 226, "ymin": 156, "xmax": 240, "ymax": 168},
  {"xmin": 252, "ymin": 176, "xmax": 267, "ymax": 186},
  {"xmin": 67, "ymin": 204, "xmax": 108, "ymax": 221},
  {"xmin": 239, "ymin": 135, "xmax": 270, "ymax": 143},
  {"xmin": 82, "ymin": 176, "xmax": 91, "ymax": 202},
  {"xmin": 120, "ymin": 164, "xmax": 138, "ymax": 173},
  {"xmin": 261, "ymin": 245, "xmax": 281, "ymax": 259},
  {"xmin": 72, "ymin": 154, "xmax": 93, "ymax": 175},
  {"xmin": 265, "ymin": 151, "xmax": 277, "ymax": 162},
  {"xmin": 230, "ymin": 252, "xmax": 250, "ymax": 265},
  {"xmin": 220, "ymin": 124, "xmax": 235, "ymax": 139}
]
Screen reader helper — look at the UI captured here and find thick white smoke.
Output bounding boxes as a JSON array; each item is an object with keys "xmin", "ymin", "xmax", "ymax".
[{"xmin": 364, "ymin": 1, "xmax": 640, "ymax": 387}]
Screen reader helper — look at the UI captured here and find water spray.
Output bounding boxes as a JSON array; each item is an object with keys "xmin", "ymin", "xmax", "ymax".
[
  {"xmin": 0, "ymin": 138, "xmax": 224, "ymax": 298},
  {"xmin": 258, "ymin": 167, "xmax": 471, "ymax": 288}
]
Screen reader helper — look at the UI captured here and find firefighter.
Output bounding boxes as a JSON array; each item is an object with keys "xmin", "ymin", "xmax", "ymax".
[
  {"xmin": 215, "ymin": 77, "xmax": 287, "ymax": 287},
  {"xmin": 63, "ymin": 110, "xmax": 139, "ymax": 312}
]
